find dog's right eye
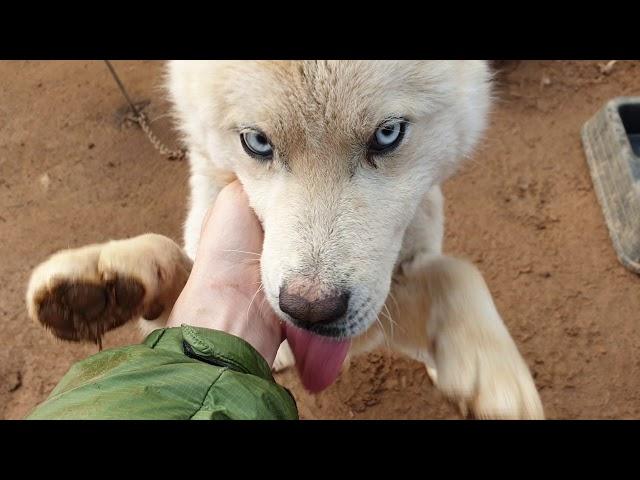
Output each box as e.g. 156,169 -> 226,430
240,130 -> 274,160
369,119 -> 407,153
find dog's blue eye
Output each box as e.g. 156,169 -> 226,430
241,130 -> 273,159
369,119 -> 406,153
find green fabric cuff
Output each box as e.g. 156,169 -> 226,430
144,325 -> 275,382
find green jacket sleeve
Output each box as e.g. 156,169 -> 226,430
27,325 -> 298,420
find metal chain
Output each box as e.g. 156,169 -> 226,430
104,60 -> 186,161
136,112 -> 186,160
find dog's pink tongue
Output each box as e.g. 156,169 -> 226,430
285,324 -> 350,393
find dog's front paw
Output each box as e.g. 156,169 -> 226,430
432,327 -> 544,420
26,234 -> 191,343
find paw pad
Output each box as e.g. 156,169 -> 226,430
35,276 -> 145,344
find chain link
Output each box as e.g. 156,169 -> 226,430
104,60 -> 186,161
135,111 -> 186,161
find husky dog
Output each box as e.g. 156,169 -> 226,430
27,61 -> 544,419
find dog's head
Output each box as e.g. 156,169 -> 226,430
168,61 -> 490,340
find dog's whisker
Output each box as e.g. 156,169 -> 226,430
245,283 -> 264,327
258,295 -> 276,322
258,294 -> 269,310
380,308 -> 394,339
376,315 -> 391,350
383,303 -> 396,327
380,303 -> 396,338
388,291 -> 401,315
380,305 -> 405,337
221,249 -> 261,257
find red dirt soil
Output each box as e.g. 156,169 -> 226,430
1,60 -> 639,419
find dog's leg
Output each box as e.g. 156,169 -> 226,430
183,153 -> 233,259
388,255 -> 544,419
272,341 -> 296,372
26,234 -> 192,343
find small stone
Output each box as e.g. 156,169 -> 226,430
599,60 -> 617,75
518,265 -> 533,275
39,173 -> 51,191
8,371 -> 22,392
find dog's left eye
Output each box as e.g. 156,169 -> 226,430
369,119 -> 407,154
240,130 -> 274,160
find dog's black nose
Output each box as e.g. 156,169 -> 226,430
279,284 -> 350,324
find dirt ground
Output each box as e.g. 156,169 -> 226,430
1,60 -> 639,419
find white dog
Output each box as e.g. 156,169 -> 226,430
26,61 -> 544,419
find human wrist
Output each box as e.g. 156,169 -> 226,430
167,282 -> 281,366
